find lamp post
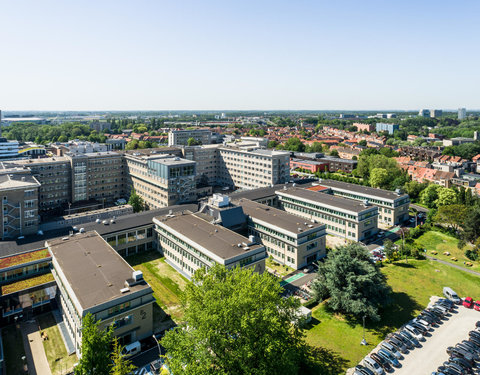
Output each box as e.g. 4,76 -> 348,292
361,315 -> 367,345
153,334 -> 162,357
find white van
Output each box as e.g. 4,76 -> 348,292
443,287 -> 461,304
121,341 -> 141,357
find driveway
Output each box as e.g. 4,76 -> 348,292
393,305 -> 480,375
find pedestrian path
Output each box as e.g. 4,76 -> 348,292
21,320 -> 51,375
280,272 -> 305,287
427,256 -> 480,277
52,309 -> 76,355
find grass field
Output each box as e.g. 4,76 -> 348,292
305,258 -> 480,372
266,257 -> 294,277
413,230 -> 479,271
1,324 -> 26,375
126,251 -> 188,322
37,313 -> 77,375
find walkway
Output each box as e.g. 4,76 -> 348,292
21,320 -> 51,375
52,309 -> 76,355
427,255 -> 480,277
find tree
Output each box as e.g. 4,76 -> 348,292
161,265 -> 307,375
282,137 -> 305,152
383,239 -> 396,260
436,188 -> 457,207
419,184 -> 441,208
403,181 -> 427,201
463,207 -> 480,242
311,243 -> 391,321
434,205 -> 466,231
187,137 -> 201,146
370,168 -> 389,188
305,141 -> 324,153
75,313 -> 113,375
358,140 -> 367,146
267,140 -> 279,149
330,149 -> 339,157
128,188 -> 144,213
110,337 -> 136,375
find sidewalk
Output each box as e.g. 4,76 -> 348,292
427,255 -> 480,277
21,320 -> 51,375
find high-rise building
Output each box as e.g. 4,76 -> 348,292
375,123 -> 399,135
430,109 -> 443,118
418,109 -> 430,117
458,108 -> 467,120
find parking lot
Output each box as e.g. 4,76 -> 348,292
394,305 -> 479,374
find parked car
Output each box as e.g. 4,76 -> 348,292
447,346 -> 474,363
370,352 -> 392,373
469,330 -> 480,341
442,361 -> 469,375
432,304 -> 449,316
462,339 -> 480,353
476,321 -> 480,328
468,334 -> 480,347
413,317 -> 431,330
380,342 -> 402,359
388,337 -> 408,354
474,301 -> 480,311
437,365 -> 462,375
393,333 -> 414,350
354,364 -> 375,375
419,313 -> 438,326
436,298 -> 456,310
443,287 -> 461,304
455,343 -> 480,360
399,330 -> 421,348
405,324 -> 424,341
422,310 -> 442,323
448,357 -> 474,373
410,321 -> 428,335
463,297 -> 474,308
363,356 -> 385,375
377,349 -> 400,368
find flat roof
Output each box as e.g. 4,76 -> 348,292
276,187 -> 377,214
219,146 -> 289,157
2,157 -> 69,166
47,231 -> 151,310
0,173 -> 40,190
314,179 -> 409,201
149,157 -> 195,166
227,180 -> 316,201
154,213 -> 263,261
234,198 -> 325,235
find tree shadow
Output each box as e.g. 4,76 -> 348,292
300,346 -> 350,375
392,262 -> 417,269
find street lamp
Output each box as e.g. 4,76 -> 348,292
361,315 -> 367,346
153,334 -> 163,357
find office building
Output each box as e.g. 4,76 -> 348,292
276,187 -> 378,242
48,231 -> 155,352
375,123 -> 399,135
181,145 -> 220,186
430,109 -> 443,118
154,212 -> 267,279
311,179 -> 410,225
0,173 -> 41,239
218,146 -> 290,189
0,138 -> 19,159
125,152 -> 196,209
235,198 -> 326,269
168,129 -> 212,146
419,109 -> 430,118
458,108 -> 467,120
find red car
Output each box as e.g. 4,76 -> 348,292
463,297 -> 473,308
474,301 -> 480,311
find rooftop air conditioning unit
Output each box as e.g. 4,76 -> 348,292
120,287 -> 130,293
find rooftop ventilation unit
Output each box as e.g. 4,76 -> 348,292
363,199 -> 370,206
120,287 -> 130,293
79,228 -> 85,233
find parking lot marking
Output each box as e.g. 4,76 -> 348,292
280,272 -> 305,287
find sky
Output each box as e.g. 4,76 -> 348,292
1,0 -> 479,111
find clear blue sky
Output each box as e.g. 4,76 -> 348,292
1,0 -> 479,111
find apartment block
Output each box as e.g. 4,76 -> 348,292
153,212 -> 267,279
311,179 -> 410,225
181,145 -> 220,186
235,198 -> 326,269
168,129 -> 212,146
276,187 -> 378,242
48,231 -> 155,352
353,123 -> 375,132
0,173 -> 41,239
218,147 -> 290,189
125,152 -> 196,209
375,123 -> 399,135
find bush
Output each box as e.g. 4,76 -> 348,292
465,249 -> 479,261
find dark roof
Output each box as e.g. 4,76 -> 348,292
153,213 -> 263,261
0,204 -> 197,259
47,231 -> 152,311
276,187 -> 377,214
233,198 -> 325,235
315,179 -> 408,201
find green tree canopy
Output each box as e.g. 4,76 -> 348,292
128,188 -> 144,213
403,181 -> 427,201
311,243 -> 391,321
187,137 -> 202,146
75,313 -> 113,375
282,137 -> 305,152
419,184 -> 441,208
110,337 -> 136,375
435,204 -> 467,231
370,168 -> 389,188
436,188 -> 457,207
161,265 -> 307,375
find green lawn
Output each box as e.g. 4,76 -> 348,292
1,324 -> 26,375
37,313 -> 77,375
413,230 -> 479,271
126,251 -> 188,322
266,257 -> 294,277
305,258 -> 480,373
